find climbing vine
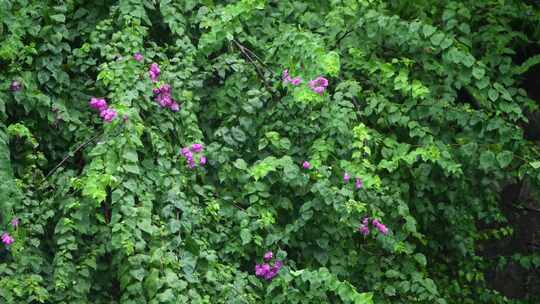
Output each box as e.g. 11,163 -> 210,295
1,0 -> 540,303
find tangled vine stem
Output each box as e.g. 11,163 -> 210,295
43,124 -> 124,181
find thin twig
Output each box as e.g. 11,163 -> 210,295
232,39 -> 275,76
233,40 -> 275,93
43,131 -> 104,181
43,123 -> 125,181
334,29 -> 353,48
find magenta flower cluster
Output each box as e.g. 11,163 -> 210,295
1,233 -> 14,245
149,63 -> 160,83
282,69 -> 330,95
255,251 -> 283,281
133,52 -> 143,62
343,172 -> 363,190
308,76 -> 329,95
89,97 -> 117,123
153,84 -> 180,112
181,143 -> 206,169
1,217 -> 19,246
302,161 -> 311,169
10,80 -> 22,92
282,69 -> 302,86
358,217 -> 389,236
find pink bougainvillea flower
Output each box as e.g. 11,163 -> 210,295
302,161 -> 311,169
256,263 -> 271,277
282,69 -> 303,86
255,264 -> 266,277
355,178 -> 363,189
199,155 -> 207,166
10,81 -> 22,92
358,225 -> 370,236
357,217 -> 370,236
378,224 -> 389,235
157,93 -> 172,108
89,97 -> 108,111
263,251 -> 273,261
100,108 -> 117,122
160,84 -> 171,93
308,76 -> 329,95
282,69 -> 290,83
181,147 -> 190,156
190,143 -> 203,153
1,233 -> 14,245
255,252 -> 283,281
343,172 -> 350,183
153,84 -> 179,112
375,222 -> 389,235
264,260 -> 283,280
312,86 -> 325,95
362,217 -> 369,226
372,219 -> 389,235
170,101 -> 180,112
133,52 -> 143,61
11,218 -> 19,229
290,77 -> 302,85
149,63 -> 160,82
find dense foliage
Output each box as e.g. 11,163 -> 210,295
1,0 -> 540,303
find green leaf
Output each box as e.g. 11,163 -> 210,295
384,286 -> 396,296
123,150 -> 139,162
231,127 -> 246,142
496,151 -> 513,168
472,67 -> 485,79
233,158 -> 248,170
123,164 -> 140,175
50,14 -> 66,22
422,24 -> 436,37
414,253 -> 427,266
514,53 -> 540,74
250,157 -> 278,180
488,88 -> 499,101
430,33 -> 445,46
530,161 -> 540,169
479,151 -> 496,171
321,51 -> 340,77
240,228 -> 251,245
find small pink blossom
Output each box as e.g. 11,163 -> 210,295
100,108 -> 117,122
89,97 -> 108,111
263,251 -> 273,261
11,218 -> 19,229
282,69 -> 302,86
290,77 -> 302,85
190,143 -> 203,153
170,102 -> 180,112
355,178 -> 363,189
149,63 -> 160,82
199,155 -> 207,166
302,161 -> 311,169
1,233 -> 14,245
133,52 -> 143,61
358,225 -> 370,236
308,76 -> 329,95
343,172 -> 350,183
282,69 -> 290,83
10,81 -> 22,92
